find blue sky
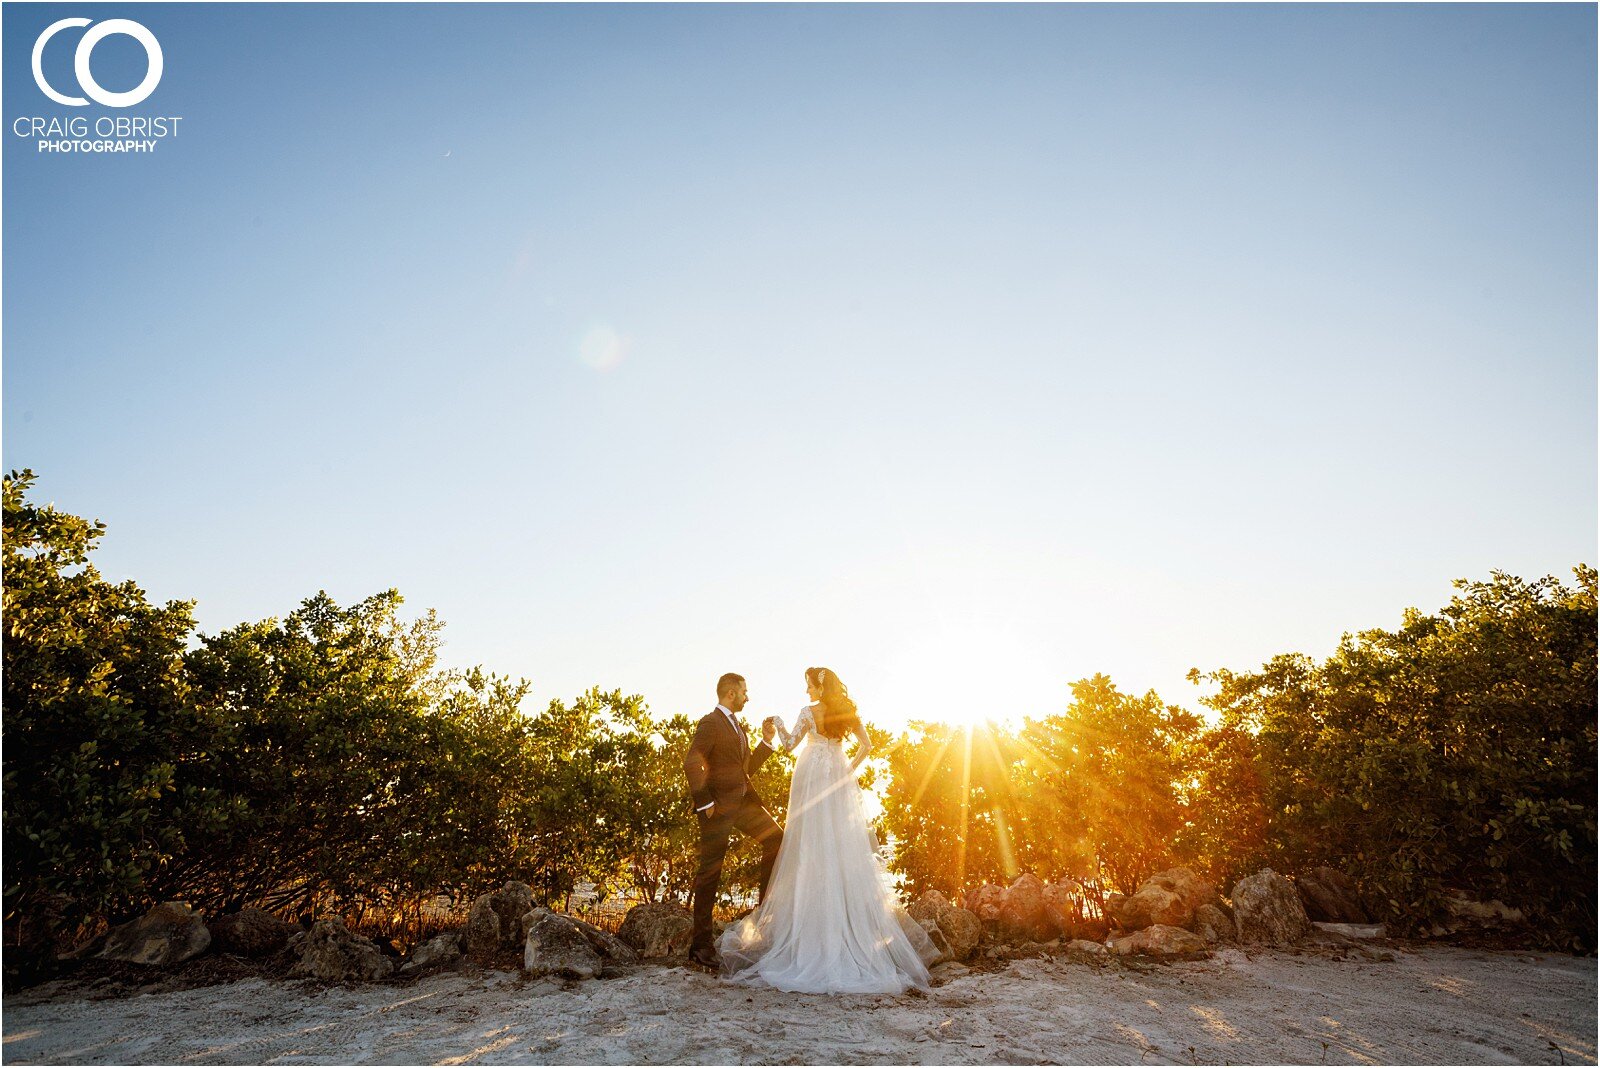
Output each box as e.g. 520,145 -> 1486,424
5,3 -> 1594,730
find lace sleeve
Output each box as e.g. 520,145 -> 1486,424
773,707 -> 815,753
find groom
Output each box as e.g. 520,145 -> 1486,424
682,672 -> 783,970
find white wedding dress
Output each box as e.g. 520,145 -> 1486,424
718,706 -> 939,994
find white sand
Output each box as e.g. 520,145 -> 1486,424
3,945 -> 1594,1065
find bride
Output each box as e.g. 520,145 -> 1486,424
718,667 -> 939,994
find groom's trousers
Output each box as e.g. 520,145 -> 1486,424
690,798 -> 783,952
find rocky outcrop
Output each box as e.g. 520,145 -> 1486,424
462,896 -> 502,962
962,884 -> 1007,935
1041,879 -> 1093,936
1191,902 -> 1236,943
1110,923 -> 1210,959
289,918 -> 394,982
1147,868 -> 1220,912
1111,867 -> 1221,932
563,912 -> 639,964
489,882 -> 536,944
616,903 -> 694,959
518,908 -> 636,978
1231,868 -> 1311,945
908,890 -> 981,962
400,930 -> 464,974
522,911 -> 602,979
916,917 -> 953,963
460,881 -> 542,963
1111,882 -> 1189,931
208,907 -> 296,958
998,874 -> 1056,942
954,875 -> 1068,943
100,902 -> 211,966
1296,867 -> 1369,923
518,909 -> 636,979
1312,921 -> 1387,940
1442,893 -> 1524,930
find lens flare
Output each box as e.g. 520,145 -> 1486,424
578,324 -> 628,371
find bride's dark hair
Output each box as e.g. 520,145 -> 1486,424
807,666 -> 861,740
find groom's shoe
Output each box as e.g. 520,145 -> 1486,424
688,945 -> 722,972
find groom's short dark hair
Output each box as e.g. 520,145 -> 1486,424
717,673 -> 745,699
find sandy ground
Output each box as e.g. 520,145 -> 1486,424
2,944 -> 1594,1065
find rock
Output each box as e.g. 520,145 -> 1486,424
1147,868 -> 1220,911
1231,868 -> 1312,946
1111,923 -> 1211,959
908,891 -> 981,962
462,896 -> 501,962
616,902 -> 695,959
936,907 -> 982,962
1312,921 -> 1387,940
1065,938 -> 1110,961
289,918 -> 394,981
99,902 -> 211,966
1296,867 -> 1370,923
562,911 -> 640,963
207,907 -> 296,958
907,889 -> 953,924
521,911 -> 602,979
1192,902 -> 1236,943
521,909 -> 638,970
401,930 -> 463,974
931,960 -> 969,979
490,882 -> 536,944
1112,884 -> 1189,931
907,889 -> 948,923
962,884 -> 1007,935
999,874 -> 1056,942
1041,880 -> 1084,936
1443,893 -> 1525,928
1112,867 -> 1220,932
917,917 -> 953,963
1103,892 -> 1127,926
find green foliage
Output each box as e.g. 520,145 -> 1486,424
881,678 -> 1202,899
881,575 -> 1594,951
3,472 -> 749,962
6,470 -> 1593,955
1020,675 -> 1202,893
1194,567 -> 1597,947
1170,719 -> 1270,889
880,721 -> 1004,897
172,595 -> 541,917
521,688 -> 691,906
3,469 -> 216,944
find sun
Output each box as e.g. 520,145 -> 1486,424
874,622 -> 1063,732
